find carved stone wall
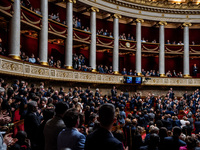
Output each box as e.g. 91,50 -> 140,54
1,56 -> 200,88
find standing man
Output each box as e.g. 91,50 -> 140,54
85,103 -> 123,150
193,64 -> 198,77
57,108 -> 86,150
44,102 -> 69,150
111,86 -> 117,100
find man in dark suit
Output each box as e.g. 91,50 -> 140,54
85,103 -> 123,150
169,88 -> 174,100
111,86 -> 117,99
121,68 -> 127,75
128,69 -> 133,75
163,126 -> 186,150
195,117 -> 200,134
172,70 -> 177,77
24,101 -> 41,150
193,64 -> 198,76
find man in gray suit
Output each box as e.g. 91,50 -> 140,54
44,102 -> 69,150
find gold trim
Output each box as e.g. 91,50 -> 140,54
49,24 -> 67,35
66,0 -> 76,3
184,74 -> 192,78
0,5 -> 11,10
9,55 -> 21,60
137,72 -> 144,76
142,44 -> 159,51
104,0 -> 200,11
160,74 -> 166,77
91,69 -> 97,72
97,38 -> 113,46
21,12 -> 41,25
158,21 -> 167,26
113,14 -> 122,19
114,71 -> 119,74
125,42 -> 131,48
40,62 -> 49,66
89,7 -> 99,12
182,22 -> 192,27
136,18 -> 144,23
74,32 -> 90,41
65,66 -> 73,69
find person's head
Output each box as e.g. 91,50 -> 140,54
98,103 -> 115,129
63,108 -> 80,128
16,131 -> 27,143
185,136 -> 198,149
172,126 -> 182,137
55,101 -> 69,117
27,101 -> 37,112
159,127 -> 167,139
150,126 -> 159,134
43,109 -> 54,121
31,53 -> 34,58
149,133 -> 160,148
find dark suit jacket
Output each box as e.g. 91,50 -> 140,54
121,71 -> 127,75
24,112 -> 41,147
85,127 -> 123,150
163,136 -> 186,150
195,121 -> 200,134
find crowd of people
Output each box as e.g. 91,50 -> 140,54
20,51 -> 63,68
20,0 -> 199,46
1,78 -> 200,150
121,67 -> 198,77
0,35 -> 199,77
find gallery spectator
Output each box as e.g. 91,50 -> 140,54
29,54 -> 36,63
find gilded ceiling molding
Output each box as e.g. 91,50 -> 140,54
103,0 -> 200,15
88,6 -> 99,12
158,21 -> 167,26
182,22 -> 192,27
112,14 -> 122,19
65,0 -> 76,4
135,18 -> 144,23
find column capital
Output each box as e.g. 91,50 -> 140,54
88,7 -> 99,12
135,18 -> 144,23
182,22 -> 192,27
158,21 -> 167,26
112,14 -> 122,19
66,0 -> 76,3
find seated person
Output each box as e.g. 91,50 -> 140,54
121,68 -> 127,75
128,69 -> 133,75
178,41 -> 184,45
166,40 -> 171,44
29,54 -> 36,63
141,38 -> 146,42
98,65 -> 104,73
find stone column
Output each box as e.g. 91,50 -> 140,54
89,7 -> 99,72
136,19 -> 144,76
9,0 -> 21,60
39,0 -> 48,65
112,14 -> 121,74
183,22 -> 192,77
159,21 -> 167,77
65,0 -> 76,69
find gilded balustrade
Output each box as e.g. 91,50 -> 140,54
0,56 -> 200,86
